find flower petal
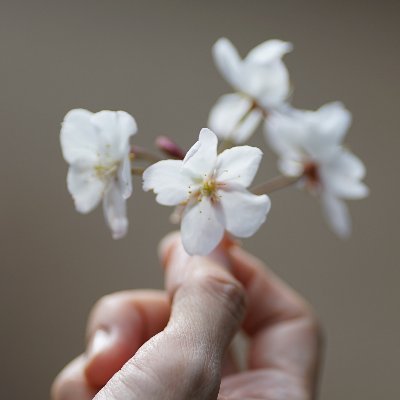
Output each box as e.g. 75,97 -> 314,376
327,149 -> 366,180
60,109 -> 99,165
265,109 -> 308,161
314,102 -> 352,145
143,160 -> 194,206
91,110 -> 137,159
241,40 -> 292,109
212,38 -> 242,90
321,169 -> 369,199
278,158 -> 304,177
67,165 -> 105,213
181,197 -> 225,256
241,60 -> 290,109
321,192 -> 351,238
183,128 -> 218,178
118,152 -> 133,200
219,188 -> 270,237
245,39 -> 293,65
103,182 -> 128,239
216,146 -> 263,188
208,93 -> 262,143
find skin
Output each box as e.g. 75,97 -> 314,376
52,232 -> 322,400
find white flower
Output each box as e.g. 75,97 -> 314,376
60,109 -> 137,239
208,38 -> 292,143
143,128 -> 271,255
265,102 -> 369,237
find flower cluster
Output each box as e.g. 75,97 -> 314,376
60,38 -> 368,255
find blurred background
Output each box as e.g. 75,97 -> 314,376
0,0 -> 398,398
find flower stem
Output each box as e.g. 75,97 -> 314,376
131,167 -> 145,176
251,175 -> 301,195
218,138 -> 235,153
131,145 -> 163,163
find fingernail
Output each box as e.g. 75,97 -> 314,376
87,329 -> 113,360
158,231 -> 180,265
208,248 -> 231,270
166,239 -> 193,294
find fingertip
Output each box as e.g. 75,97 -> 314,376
51,356 -> 96,400
83,291 -> 171,390
84,328 -> 126,389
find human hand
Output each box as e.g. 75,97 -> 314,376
52,233 -> 321,399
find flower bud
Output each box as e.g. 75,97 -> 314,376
155,136 -> 186,159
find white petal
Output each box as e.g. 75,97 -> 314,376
245,39 -> 293,65
208,93 -> 262,143
91,110 -> 137,159
327,149 -> 366,180
216,146 -> 263,188
67,165 -> 105,213
236,107 -> 263,142
61,109 -> 137,166
265,109 -> 308,160
321,169 -> 369,199
143,160 -> 194,206
321,192 -> 351,238
183,128 -> 218,178
219,188 -> 270,238
314,102 -> 352,145
278,158 -> 304,177
118,152 -> 133,199
212,38 -> 242,90
181,197 -> 225,256
103,182 -> 128,239
241,60 -> 290,108
60,109 -> 99,165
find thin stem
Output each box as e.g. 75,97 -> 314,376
131,167 -> 145,176
251,175 -> 301,195
131,145 -> 163,163
218,138 -> 235,153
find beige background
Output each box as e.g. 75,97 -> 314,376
0,1 -> 398,398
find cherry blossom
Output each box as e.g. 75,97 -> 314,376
208,38 -> 292,143
143,128 -> 271,255
265,102 -> 369,237
60,109 -> 137,239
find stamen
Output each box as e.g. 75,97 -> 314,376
303,162 -> 320,188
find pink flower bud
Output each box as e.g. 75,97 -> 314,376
155,136 -> 186,159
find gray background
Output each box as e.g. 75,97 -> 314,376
0,1 -> 398,398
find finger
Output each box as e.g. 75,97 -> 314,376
85,290 -> 170,389
159,232 -> 241,379
228,245 -> 322,395
51,355 -> 96,400
94,236 -> 246,400
158,231 -> 236,294
221,347 -> 239,377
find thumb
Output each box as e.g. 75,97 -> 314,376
95,236 -> 246,400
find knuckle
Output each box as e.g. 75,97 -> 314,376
307,308 -> 323,344
297,302 -> 324,349
180,349 -> 220,395
191,269 -> 246,322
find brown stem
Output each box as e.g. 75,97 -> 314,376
131,145 -> 163,163
218,138 -> 235,153
131,167 -> 145,176
251,175 -> 301,195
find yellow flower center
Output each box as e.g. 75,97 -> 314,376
201,179 -> 217,197
94,163 -> 118,180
